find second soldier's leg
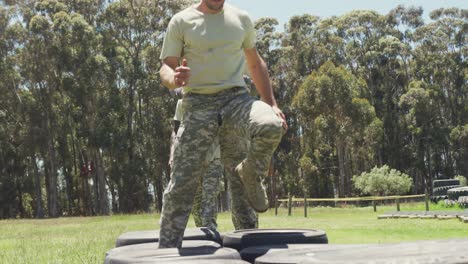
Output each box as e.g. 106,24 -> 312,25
220,132 -> 258,229
191,175 -> 203,227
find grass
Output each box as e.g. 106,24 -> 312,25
0,202 -> 467,263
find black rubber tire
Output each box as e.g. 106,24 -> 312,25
105,240 -> 240,264
254,244 -> 366,264
447,187 -> 468,201
257,239 -> 468,264
433,179 -> 460,188
430,195 -> 447,203
222,229 -> 328,251
107,240 -> 221,257
433,185 -> 462,196
240,244 -> 352,263
115,227 -> 222,247
157,260 -> 249,264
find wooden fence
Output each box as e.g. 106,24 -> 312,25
275,194 -> 429,217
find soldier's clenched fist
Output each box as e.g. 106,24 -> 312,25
174,58 -> 190,87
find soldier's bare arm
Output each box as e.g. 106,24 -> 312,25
244,47 -> 288,130
160,57 -> 191,89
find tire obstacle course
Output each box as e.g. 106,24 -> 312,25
377,178 -> 468,222
114,227 -> 223,247
378,210 -> 468,221
430,179 -> 468,204
105,227 -> 468,263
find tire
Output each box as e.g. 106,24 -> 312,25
222,229 -> 328,251
107,240 -> 221,257
115,227 -> 222,247
240,244 -> 354,263
105,240 -> 240,264
161,260 -> 249,264
433,185 -> 462,196
447,187 -> 468,201
458,196 -> 468,208
254,244 -> 366,264
433,179 -> 460,188
430,195 -> 447,203
296,239 -> 468,264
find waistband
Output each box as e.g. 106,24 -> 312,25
184,86 -> 247,98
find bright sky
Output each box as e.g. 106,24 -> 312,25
229,0 -> 467,29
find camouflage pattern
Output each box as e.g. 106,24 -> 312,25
223,134 -> 259,230
191,140 -> 222,230
170,99 -> 258,231
159,87 -> 283,248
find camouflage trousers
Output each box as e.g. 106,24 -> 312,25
170,114 -> 258,232
159,87 -> 283,248
191,136 -> 259,231
191,138 -> 222,231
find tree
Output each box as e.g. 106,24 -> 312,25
98,0 -> 190,212
352,165 -> 413,196
293,61 -> 380,197
411,8 -> 467,182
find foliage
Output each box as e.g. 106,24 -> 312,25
454,175 -> 467,186
0,1 -> 466,218
352,165 -> 413,196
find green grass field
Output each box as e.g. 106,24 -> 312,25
1,202 -> 467,263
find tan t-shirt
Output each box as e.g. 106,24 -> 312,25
160,4 -> 256,94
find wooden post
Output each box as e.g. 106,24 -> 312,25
288,193 -> 292,216
425,193 -> 430,211
304,196 -> 307,218
373,200 -> 377,212
275,195 -> 278,216
396,198 -> 400,211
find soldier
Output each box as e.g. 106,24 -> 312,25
159,0 -> 287,248
170,78 -> 259,231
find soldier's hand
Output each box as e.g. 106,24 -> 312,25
174,58 -> 191,87
272,105 -> 288,131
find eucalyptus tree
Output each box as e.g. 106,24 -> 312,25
293,62 -> 379,197
0,4 -> 31,218
399,81 -> 438,193
16,1 -> 71,218
270,15 -> 325,198
98,0 -> 190,212
410,8 -> 467,185
54,6 -> 110,215
333,10 -> 415,176
14,0 -> 111,217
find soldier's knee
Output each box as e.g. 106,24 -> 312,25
257,115 -> 283,141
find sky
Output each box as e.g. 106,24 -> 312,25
229,0 -> 467,29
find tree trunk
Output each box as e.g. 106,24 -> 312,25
81,152 -> 93,216
94,149 -> 109,215
58,134 -> 74,216
63,166 -> 74,215
46,139 -> 59,217
16,171 -> 25,218
154,165 -> 167,212
44,105 -> 59,218
268,157 -> 275,206
31,153 -> 44,218
336,138 -> 346,198
92,159 -> 99,214
127,83 -> 135,162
